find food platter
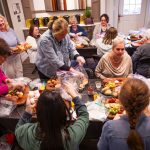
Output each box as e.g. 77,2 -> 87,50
104,98 -> 124,119
4,86 -> 29,105
127,35 -> 142,41
101,78 -> 127,97
11,43 -> 32,54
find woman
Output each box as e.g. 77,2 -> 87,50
91,14 -> 110,44
98,78 -> 150,150
132,29 -> 150,78
0,15 -> 23,78
26,25 -> 40,64
36,18 -> 85,80
15,83 -> 89,150
95,36 -> 132,79
0,38 -> 24,96
69,15 -> 87,38
96,27 -> 118,57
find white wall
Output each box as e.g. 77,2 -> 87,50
32,0 -> 89,18
100,0 -> 106,14
7,0 -> 25,41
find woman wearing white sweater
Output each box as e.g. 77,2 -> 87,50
26,25 -> 40,64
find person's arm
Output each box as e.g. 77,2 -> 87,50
129,57 -> 133,74
95,57 -> 106,79
67,96 -> 89,144
131,47 -> 142,73
92,24 -> 100,40
76,26 -> 88,37
15,96 -> 36,130
38,37 -> 65,69
15,111 -> 32,129
11,28 -> 20,44
0,84 -> 9,96
26,36 -> 37,50
97,121 -> 111,150
0,69 -> 8,95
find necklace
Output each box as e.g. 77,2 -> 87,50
110,55 -> 122,64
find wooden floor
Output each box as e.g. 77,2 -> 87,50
22,58 -> 39,80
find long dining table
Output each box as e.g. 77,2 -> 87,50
0,79 -> 104,150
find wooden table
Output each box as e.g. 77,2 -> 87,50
76,46 -> 97,58
0,79 -> 104,150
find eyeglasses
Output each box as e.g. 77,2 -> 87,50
101,19 -> 107,22
116,48 -> 124,51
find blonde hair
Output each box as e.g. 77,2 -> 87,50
0,15 -> 10,31
112,36 -> 125,49
69,15 -> 77,24
48,18 -> 68,36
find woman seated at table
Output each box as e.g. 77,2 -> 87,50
26,25 -> 40,64
91,14 -> 110,45
95,36 -> 132,79
0,38 -> 24,96
69,15 -> 87,38
95,27 -> 118,57
97,78 -> 150,150
132,29 -> 150,78
15,82 -> 89,150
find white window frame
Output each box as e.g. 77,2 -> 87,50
119,0 -> 142,16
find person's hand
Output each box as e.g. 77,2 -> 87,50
5,78 -> 14,83
76,56 -> 85,66
25,97 -> 37,114
69,67 -> 84,79
76,32 -> 82,36
63,81 -> 78,98
11,82 -> 25,91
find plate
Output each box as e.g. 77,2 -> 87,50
127,36 -> 142,41
101,78 -> 127,97
4,86 -> 29,105
104,98 -> 124,119
11,43 -> 32,54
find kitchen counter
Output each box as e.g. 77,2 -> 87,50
22,22 -> 100,40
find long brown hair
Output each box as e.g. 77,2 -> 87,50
119,78 -> 150,150
36,90 -> 71,150
102,27 -> 118,45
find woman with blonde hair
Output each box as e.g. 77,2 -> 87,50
96,27 -> 118,57
0,15 -> 23,78
36,18 -> 85,80
95,36 -> 132,79
98,78 -> 150,150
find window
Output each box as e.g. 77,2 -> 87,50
123,0 -> 142,15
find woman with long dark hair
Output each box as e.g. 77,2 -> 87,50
97,78 -> 150,150
15,83 -> 89,150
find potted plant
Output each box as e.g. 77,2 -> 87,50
84,7 -> 93,24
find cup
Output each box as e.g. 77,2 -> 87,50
95,81 -> 101,91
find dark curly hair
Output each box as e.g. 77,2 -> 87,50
100,13 -> 109,23
119,78 -> 150,150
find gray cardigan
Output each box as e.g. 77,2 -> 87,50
36,29 -> 79,77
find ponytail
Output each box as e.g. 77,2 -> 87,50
119,79 -> 149,150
